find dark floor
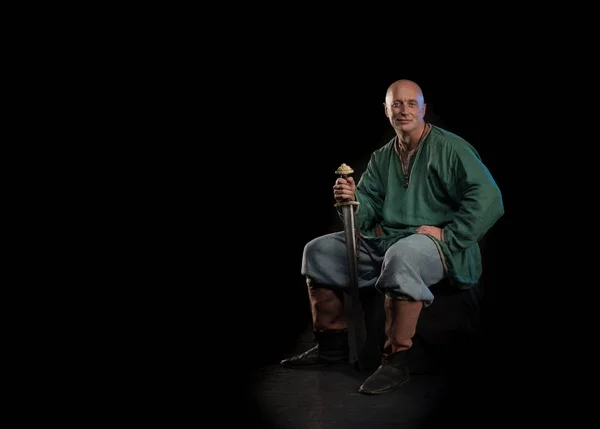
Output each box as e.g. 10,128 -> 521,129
247,325 -> 491,429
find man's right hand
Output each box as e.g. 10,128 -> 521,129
333,176 -> 356,202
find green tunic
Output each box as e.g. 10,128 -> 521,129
354,124 -> 504,290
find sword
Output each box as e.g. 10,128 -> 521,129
334,163 -> 368,372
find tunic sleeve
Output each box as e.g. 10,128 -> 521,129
441,143 -> 504,252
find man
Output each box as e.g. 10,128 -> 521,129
280,79 -> 504,395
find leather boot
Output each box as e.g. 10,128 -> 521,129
280,283 -> 349,368
358,296 -> 422,394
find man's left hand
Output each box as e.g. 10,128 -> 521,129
416,225 -> 443,241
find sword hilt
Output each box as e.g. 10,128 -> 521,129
334,163 -> 360,207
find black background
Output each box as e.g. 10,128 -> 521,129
120,39 -> 589,424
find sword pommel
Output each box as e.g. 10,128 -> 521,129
335,163 -> 354,177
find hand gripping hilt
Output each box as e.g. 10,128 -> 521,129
334,163 -> 360,208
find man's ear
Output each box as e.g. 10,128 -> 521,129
383,102 -> 390,119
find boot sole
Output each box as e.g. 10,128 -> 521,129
358,377 -> 410,395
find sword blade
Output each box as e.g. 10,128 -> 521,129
342,205 -> 359,290
341,204 -> 367,371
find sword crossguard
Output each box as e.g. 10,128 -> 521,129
334,163 -> 360,208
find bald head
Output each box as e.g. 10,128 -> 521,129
385,79 -> 425,105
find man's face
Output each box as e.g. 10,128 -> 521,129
384,86 -> 426,134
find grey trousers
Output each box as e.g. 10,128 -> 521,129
301,232 -> 445,306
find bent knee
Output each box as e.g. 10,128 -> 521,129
303,234 -> 343,259
384,234 -> 440,267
